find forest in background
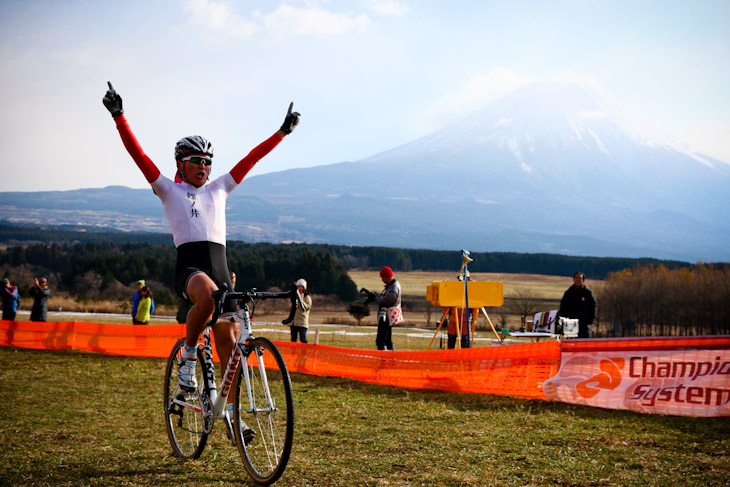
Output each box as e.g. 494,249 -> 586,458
1,221 -> 706,278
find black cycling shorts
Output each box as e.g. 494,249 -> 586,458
175,241 -> 236,313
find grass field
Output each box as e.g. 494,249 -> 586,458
2,346 -> 728,487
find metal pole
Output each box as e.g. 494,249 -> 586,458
462,249 -> 472,348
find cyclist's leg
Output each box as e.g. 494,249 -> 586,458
185,272 -> 218,348
212,319 -> 238,379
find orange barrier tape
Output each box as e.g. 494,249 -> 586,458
0,320 -> 185,358
275,341 -> 561,399
1,320 -> 559,399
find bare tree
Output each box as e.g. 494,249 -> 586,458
507,288 -> 541,331
423,302 -> 434,328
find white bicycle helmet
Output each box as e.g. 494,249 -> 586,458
174,135 -> 214,161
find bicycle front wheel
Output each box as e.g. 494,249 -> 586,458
235,337 -> 294,485
163,338 -> 210,460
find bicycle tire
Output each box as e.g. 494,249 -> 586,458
234,337 -> 294,485
163,338 -> 211,460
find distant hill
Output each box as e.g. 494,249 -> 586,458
2,80 -> 729,262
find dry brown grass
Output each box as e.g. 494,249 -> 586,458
348,270 -> 599,300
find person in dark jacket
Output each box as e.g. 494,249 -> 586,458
2,278 -> 20,321
558,272 -> 596,338
30,277 -> 51,322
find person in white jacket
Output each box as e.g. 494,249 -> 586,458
289,278 -> 312,343
374,266 -> 402,351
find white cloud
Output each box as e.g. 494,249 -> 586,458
185,0 -> 259,39
262,4 -> 372,36
185,1 -> 373,39
366,0 -> 409,16
420,67 -> 537,132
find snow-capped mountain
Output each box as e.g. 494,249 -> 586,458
232,80 -> 730,261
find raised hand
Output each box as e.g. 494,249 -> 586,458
279,102 -> 300,134
102,81 -> 124,117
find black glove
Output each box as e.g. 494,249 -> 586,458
102,81 -> 124,117
280,102 -> 300,134
358,288 -> 378,305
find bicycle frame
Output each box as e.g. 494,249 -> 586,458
172,286 -> 301,427
201,302 -> 255,422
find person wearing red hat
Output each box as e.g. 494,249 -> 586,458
374,266 -> 403,350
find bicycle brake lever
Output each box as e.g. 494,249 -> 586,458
208,284 -> 230,325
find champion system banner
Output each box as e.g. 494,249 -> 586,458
543,338 -> 730,417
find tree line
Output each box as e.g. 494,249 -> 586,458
0,223 -> 707,280
0,241 -> 359,305
598,264 -> 730,336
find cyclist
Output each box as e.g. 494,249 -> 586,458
103,82 -> 300,392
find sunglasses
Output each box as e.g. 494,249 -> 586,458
182,155 -> 212,166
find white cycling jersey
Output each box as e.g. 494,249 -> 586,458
151,172 -> 237,248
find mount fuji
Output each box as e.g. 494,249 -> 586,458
2,80 -> 729,262
228,80 -> 730,261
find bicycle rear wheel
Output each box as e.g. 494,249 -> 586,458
164,338 -> 210,459
235,337 -> 294,485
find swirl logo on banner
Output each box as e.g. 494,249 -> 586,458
543,349 -> 730,417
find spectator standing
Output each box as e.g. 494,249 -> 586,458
132,279 -> 155,324
134,286 -> 153,324
558,272 -> 597,338
30,277 -> 50,322
289,278 -> 312,343
2,278 -> 20,321
230,271 -> 237,290
374,266 -> 403,351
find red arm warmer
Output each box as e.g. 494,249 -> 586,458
229,133 -> 284,184
114,115 -> 161,183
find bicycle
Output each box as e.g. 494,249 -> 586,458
163,283 -> 303,485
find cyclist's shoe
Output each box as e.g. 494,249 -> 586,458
178,359 -> 198,391
241,425 -> 256,446
226,408 -> 256,446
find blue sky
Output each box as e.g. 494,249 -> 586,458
2,0 -> 729,191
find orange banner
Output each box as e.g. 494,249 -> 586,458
276,341 -> 560,398
1,320 -> 559,399
544,337 -> 730,417
0,320 -> 185,358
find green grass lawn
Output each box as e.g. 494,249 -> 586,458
2,346 -> 728,486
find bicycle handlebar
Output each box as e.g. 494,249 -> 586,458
209,282 -> 304,326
